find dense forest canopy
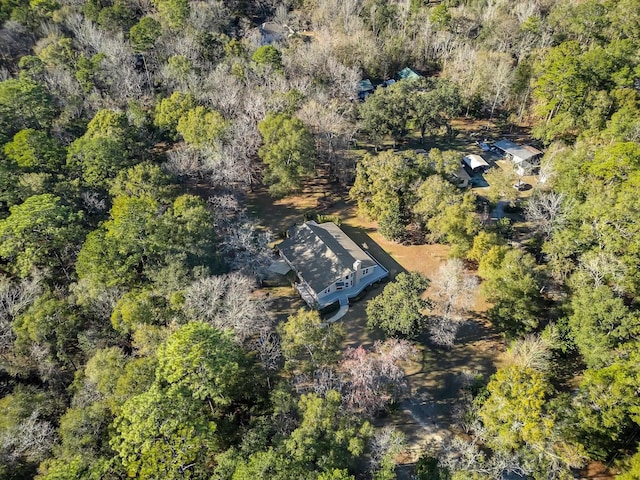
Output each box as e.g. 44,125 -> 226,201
0,0 -> 639,478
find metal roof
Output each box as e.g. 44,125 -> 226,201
358,79 -> 374,92
268,259 -> 291,275
398,67 -> 420,80
278,221 -> 375,293
493,140 -> 542,162
463,154 -> 489,170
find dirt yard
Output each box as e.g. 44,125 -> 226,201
200,115 -> 612,478
246,175 -> 506,469
243,118 -> 542,471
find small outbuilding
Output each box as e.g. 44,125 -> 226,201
398,67 -> 421,81
493,139 -> 543,176
450,167 -> 471,188
462,154 -> 490,173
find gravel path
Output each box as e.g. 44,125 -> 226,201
389,318 -> 503,475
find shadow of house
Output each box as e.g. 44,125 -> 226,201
450,166 -> 471,188
339,224 -> 407,279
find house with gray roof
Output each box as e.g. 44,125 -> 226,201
493,139 -> 543,176
277,221 -> 388,309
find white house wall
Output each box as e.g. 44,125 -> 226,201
317,266 -> 374,301
318,282 -> 336,298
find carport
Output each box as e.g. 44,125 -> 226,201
463,154 -> 490,173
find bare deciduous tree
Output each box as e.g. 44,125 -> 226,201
254,330 -> 282,374
487,53 -> 514,123
208,121 -> 259,187
325,56 -> 360,101
0,274 -> 44,363
65,15 -> 145,101
577,250 -> 627,291
369,426 -> 405,474
207,193 -> 243,218
81,191 -> 107,214
292,366 -> 343,396
429,259 -> 478,347
0,21 -> 34,63
514,0 -> 539,24
428,317 -> 460,348
164,146 -> 207,179
71,277 -> 123,321
28,343 -> 58,382
182,273 -> 272,343
438,436 -> 530,479
535,142 -> 569,187
432,259 -> 478,319
202,65 -> 248,119
187,1 -> 233,35
503,334 -> 551,373
208,194 -> 274,279
0,411 -> 56,465
222,218 -> 274,279
340,339 -> 416,416
308,0 -> 365,34
525,190 -> 570,239
442,42 -> 479,112
298,98 -> 358,183
438,437 -> 487,475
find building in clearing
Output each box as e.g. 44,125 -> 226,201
277,221 -> 388,309
462,154 -> 490,173
493,139 -> 543,176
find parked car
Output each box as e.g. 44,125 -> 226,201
513,180 -> 531,191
